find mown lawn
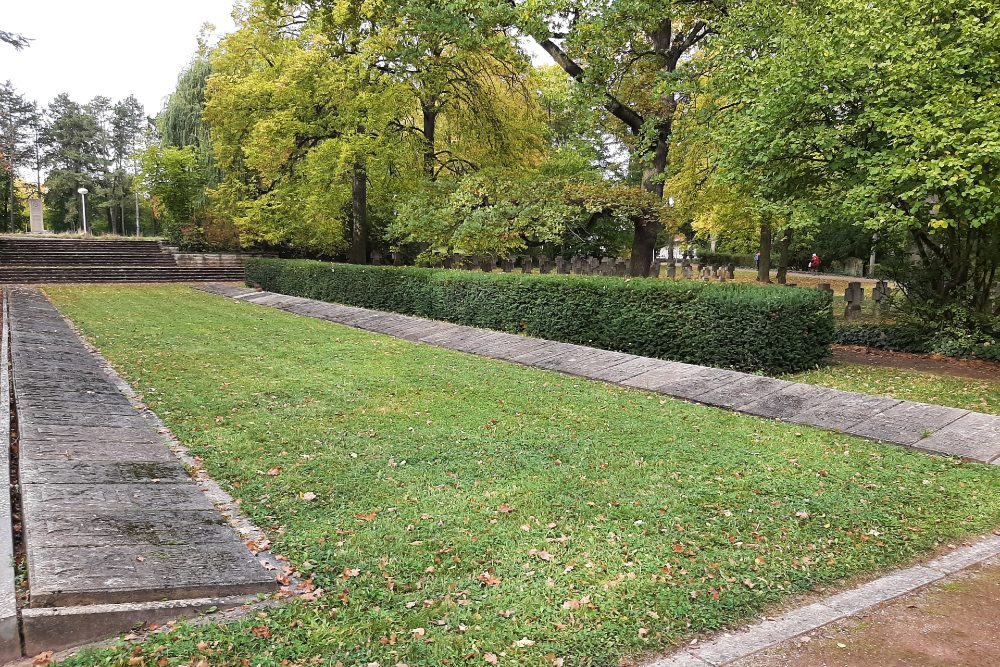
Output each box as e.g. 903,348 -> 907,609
46,285 -> 1000,667
789,364 -> 999,416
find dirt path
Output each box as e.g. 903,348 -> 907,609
734,558 -> 1000,667
832,345 -> 1000,381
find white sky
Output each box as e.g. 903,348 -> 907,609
0,0 -> 238,115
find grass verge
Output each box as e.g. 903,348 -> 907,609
45,285 -> 1000,667
787,364 -> 999,416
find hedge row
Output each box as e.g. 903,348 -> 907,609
246,259 -> 835,374
835,322 -> 1000,362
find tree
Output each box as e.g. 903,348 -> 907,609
0,29 -> 29,50
708,0 -> 1000,323
510,0 -> 725,275
205,0 -> 544,258
139,145 -> 205,242
0,81 -> 39,231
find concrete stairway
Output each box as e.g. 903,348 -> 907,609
0,237 -> 246,283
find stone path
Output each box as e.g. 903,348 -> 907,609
199,284 -> 1000,464
4,287 -> 276,655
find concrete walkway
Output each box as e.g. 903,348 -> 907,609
4,287 -> 276,656
199,284 -> 1000,464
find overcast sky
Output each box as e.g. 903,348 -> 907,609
1,0 -> 238,115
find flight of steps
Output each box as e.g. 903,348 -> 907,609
0,237 -> 246,283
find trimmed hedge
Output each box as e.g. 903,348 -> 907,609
246,259 -> 835,374
834,323 -> 933,353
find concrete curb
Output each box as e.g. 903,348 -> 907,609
645,534 -> 1000,667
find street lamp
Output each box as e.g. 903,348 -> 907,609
77,187 -> 89,234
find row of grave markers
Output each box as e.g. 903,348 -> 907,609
817,280 -> 893,319
368,252 -> 746,279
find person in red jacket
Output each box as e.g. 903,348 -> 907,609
809,253 -> 820,273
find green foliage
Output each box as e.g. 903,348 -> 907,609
138,145 -> 205,244
246,259 -> 834,373
708,0 -> 1000,319
390,171 -> 668,260
834,321 -> 1000,362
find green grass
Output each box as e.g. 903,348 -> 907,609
788,364 -> 999,416
45,285 -> 1000,667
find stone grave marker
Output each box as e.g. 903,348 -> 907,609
614,260 -> 628,276
501,258 -> 514,273
521,256 -> 533,274
539,258 -> 552,274
844,281 -> 864,320
666,260 -> 676,279
556,257 -> 569,274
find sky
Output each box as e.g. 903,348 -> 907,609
0,0 -> 238,115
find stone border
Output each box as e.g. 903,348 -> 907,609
202,285 -> 1000,465
0,297 -> 20,662
645,533 -> 1000,666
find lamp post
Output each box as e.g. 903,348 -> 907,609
77,187 -> 89,235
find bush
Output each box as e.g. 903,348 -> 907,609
834,323 -> 933,353
834,322 -> 1000,362
247,260 -> 834,374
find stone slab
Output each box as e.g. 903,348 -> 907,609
28,542 -> 275,607
19,423 -> 169,444
737,382 -> 840,420
24,510 -> 236,548
19,459 -> 189,484
17,410 -> 153,428
645,653 -> 712,667
588,356 -> 676,383
820,566 -> 943,614
15,398 -> 140,416
912,412 -> 1000,462
19,438 -> 176,462
789,392 -> 901,431
651,368 -> 747,402
22,483 -> 216,514
620,361 -> 700,391
693,603 -> 846,665
925,536 -> 1000,574
843,401 -> 969,446
699,374 -> 794,410
21,595 -> 255,655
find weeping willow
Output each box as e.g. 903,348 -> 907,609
158,57 -> 220,196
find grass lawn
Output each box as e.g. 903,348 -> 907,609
44,285 -> 1000,667
788,364 -> 999,416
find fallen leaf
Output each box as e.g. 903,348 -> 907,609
513,638 -> 535,648
484,654 -> 498,665
302,492 -> 317,502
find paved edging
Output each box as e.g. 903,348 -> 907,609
198,284 -> 1000,464
645,533 -> 1000,666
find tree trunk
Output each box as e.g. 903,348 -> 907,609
776,227 -> 793,284
629,131 -> 670,277
422,104 -> 437,180
349,159 -> 367,264
757,220 -> 773,283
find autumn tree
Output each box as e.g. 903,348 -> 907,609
505,0 -> 725,275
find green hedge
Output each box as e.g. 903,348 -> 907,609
246,259 -> 835,374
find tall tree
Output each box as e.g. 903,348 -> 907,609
511,0 -> 724,275
0,81 -> 39,231
708,0 -> 1000,320
40,94 -> 107,231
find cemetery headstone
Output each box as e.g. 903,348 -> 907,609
727,262 -> 736,279
650,259 -> 662,278
681,259 -> 692,280
392,252 -> 404,266
370,251 -> 382,265
521,256 -> 533,274
844,281 -> 865,320
501,258 -> 514,273
539,258 -> 552,274
556,257 -> 570,274
614,260 -> 628,277
667,260 -> 677,279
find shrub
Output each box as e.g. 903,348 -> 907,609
246,259 -> 835,374
834,322 -> 1000,362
